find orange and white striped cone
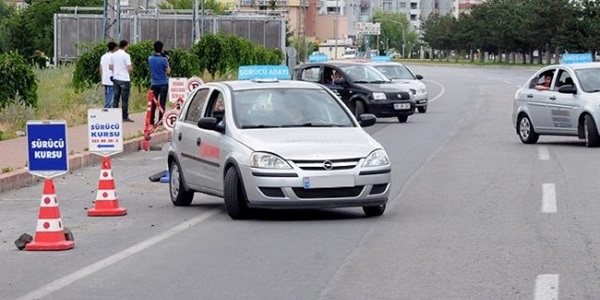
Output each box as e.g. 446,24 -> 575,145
25,178 -> 74,251
88,156 -> 127,217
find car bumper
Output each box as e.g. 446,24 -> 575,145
238,165 -> 391,209
414,93 -> 428,107
368,101 -> 415,117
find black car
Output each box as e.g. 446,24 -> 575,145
292,62 -> 416,123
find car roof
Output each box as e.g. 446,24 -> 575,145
217,79 -> 324,91
369,62 -> 406,67
294,61 -> 372,69
543,62 -> 600,71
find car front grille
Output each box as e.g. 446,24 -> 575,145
386,91 -> 411,100
369,184 -> 388,195
292,186 -> 364,199
292,158 -> 360,171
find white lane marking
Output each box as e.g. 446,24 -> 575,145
15,208 -> 220,300
538,146 -> 550,161
534,274 -> 559,300
422,79 -> 445,103
503,80 -> 511,84
542,183 -> 557,213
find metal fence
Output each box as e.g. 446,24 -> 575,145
53,13 -> 287,63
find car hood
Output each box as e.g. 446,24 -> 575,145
235,128 -> 381,160
390,79 -> 425,90
354,82 -> 412,93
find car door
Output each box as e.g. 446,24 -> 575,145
321,66 -> 349,102
523,69 -> 556,132
177,87 -> 210,189
549,68 -> 580,134
196,87 -> 228,194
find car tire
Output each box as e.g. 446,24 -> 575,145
397,115 -> 409,123
169,160 -> 194,206
584,114 -> 600,147
224,167 -> 251,220
417,106 -> 427,113
353,100 -> 365,118
517,114 -> 539,144
363,204 -> 386,217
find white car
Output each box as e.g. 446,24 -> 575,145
512,62 -> 600,147
370,62 -> 429,113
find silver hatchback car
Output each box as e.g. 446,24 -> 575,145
370,62 -> 429,113
513,63 -> 600,147
168,79 -> 392,219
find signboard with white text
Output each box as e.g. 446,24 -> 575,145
88,108 -> 123,155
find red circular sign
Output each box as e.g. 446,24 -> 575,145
186,77 -> 204,93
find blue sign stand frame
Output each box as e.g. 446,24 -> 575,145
26,120 -> 69,178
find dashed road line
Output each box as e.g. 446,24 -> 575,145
534,274 -> 559,300
542,183 -> 557,213
14,208 -> 221,300
538,146 -> 550,161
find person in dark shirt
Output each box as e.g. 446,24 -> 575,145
148,40 -> 171,125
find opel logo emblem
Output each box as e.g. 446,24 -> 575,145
323,160 -> 333,170
397,94 -> 403,99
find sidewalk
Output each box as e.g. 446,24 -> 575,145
0,112 -> 171,193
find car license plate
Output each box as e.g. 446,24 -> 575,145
303,175 -> 354,189
394,103 -> 411,110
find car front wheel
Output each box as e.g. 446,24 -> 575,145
224,167 -> 251,220
169,160 -> 194,206
518,114 -> 539,144
363,204 -> 386,217
397,115 -> 409,123
417,106 -> 427,113
584,114 -> 600,147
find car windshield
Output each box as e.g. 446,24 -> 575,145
339,65 -> 391,83
372,65 -> 415,80
575,68 -> 600,92
232,88 -> 355,128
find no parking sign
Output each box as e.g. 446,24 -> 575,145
186,77 -> 204,93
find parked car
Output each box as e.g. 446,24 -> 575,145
292,61 -> 416,123
370,62 -> 429,113
512,62 -> 600,147
168,77 -> 392,219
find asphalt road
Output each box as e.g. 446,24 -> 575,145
1,64 -> 596,300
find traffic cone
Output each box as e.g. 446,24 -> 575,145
25,178 -> 74,251
88,156 -> 127,217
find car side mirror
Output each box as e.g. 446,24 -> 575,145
558,85 -> 577,94
198,117 -> 225,133
358,114 -> 376,127
415,74 -> 424,80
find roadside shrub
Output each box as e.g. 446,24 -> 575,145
0,51 -> 38,107
167,48 -> 202,78
0,96 -> 36,139
72,42 -> 105,91
127,40 -> 153,89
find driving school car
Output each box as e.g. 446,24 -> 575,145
513,61 -> 600,147
167,65 -> 392,219
369,61 -> 429,113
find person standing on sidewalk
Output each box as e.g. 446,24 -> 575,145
148,40 -> 171,125
109,40 -> 134,122
99,41 -> 118,108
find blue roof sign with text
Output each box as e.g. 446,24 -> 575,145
26,120 -> 69,177
371,55 -> 392,62
561,53 -> 593,64
308,53 -> 328,63
237,65 -> 291,80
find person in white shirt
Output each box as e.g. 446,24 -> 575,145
109,40 -> 134,122
99,41 -> 118,108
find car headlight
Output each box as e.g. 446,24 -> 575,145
250,152 -> 291,169
363,149 -> 390,167
418,86 -> 427,94
372,92 -> 387,100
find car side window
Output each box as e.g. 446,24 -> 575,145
555,69 -> 574,90
185,88 -> 210,124
299,66 -> 320,82
205,90 -> 226,122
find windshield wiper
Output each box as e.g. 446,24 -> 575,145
281,123 -> 342,127
241,124 -> 280,129
353,80 -> 370,83
586,89 -> 600,93
369,80 -> 390,84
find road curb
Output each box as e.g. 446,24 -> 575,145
0,131 -> 171,194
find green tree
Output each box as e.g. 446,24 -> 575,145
372,11 -> 411,56
0,0 -> 15,54
159,0 -> 225,14
0,51 -> 38,107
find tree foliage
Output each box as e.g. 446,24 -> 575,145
0,51 -> 38,107
158,0 -> 225,14
72,43 -> 106,91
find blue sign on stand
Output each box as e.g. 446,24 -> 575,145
237,65 -> 291,80
26,120 -> 69,176
561,53 -> 593,64
371,55 -> 392,63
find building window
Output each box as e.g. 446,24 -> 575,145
410,14 -> 417,21
410,2 -> 417,9
327,7 -> 341,14
400,2 -> 406,8
382,1 -> 392,10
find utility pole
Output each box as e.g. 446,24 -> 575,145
103,0 -> 121,41
334,0 -> 339,59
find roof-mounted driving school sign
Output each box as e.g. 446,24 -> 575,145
88,108 -> 123,156
26,120 -> 69,177
561,53 -> 593,64
371,55 -> 392,62
308,52 -> 328,63
237,65 -> 291,80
